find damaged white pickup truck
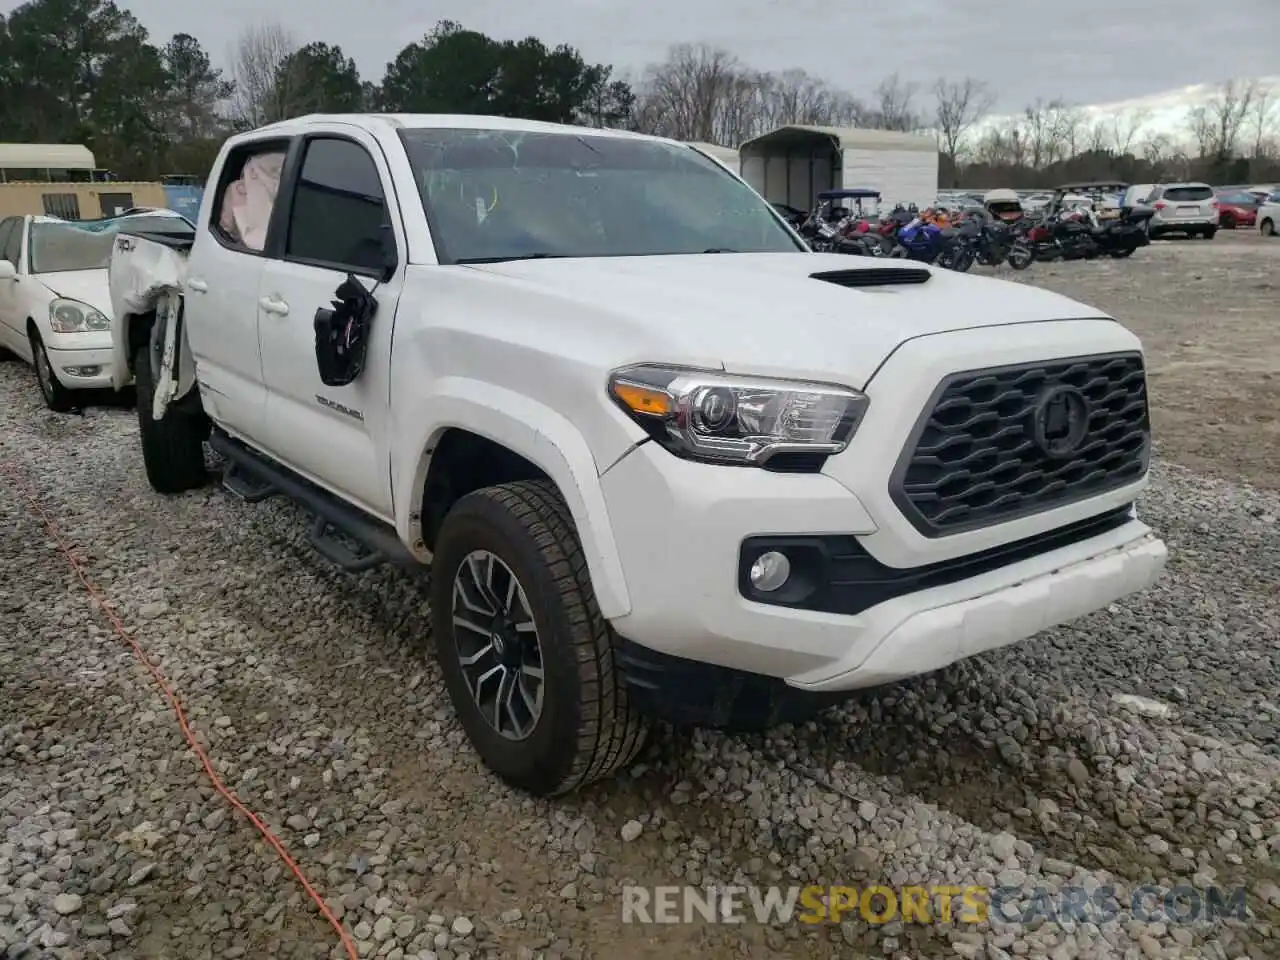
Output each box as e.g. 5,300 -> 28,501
108,113 -> 1168,796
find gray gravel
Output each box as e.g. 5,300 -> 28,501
1,337 -> 1277,959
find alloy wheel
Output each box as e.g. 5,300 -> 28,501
34,344 -> 55,403
451,549 -> 544,741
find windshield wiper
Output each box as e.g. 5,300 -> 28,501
701,248 -> 737,253
455,253 -> 567,264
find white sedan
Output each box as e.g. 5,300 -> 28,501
0,210 -> 193,410
1258,193 -> 1280,237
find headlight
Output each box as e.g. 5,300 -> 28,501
49,299 -> 110,333
607,363 -> 868,467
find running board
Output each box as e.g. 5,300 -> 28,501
209,430 -> 418,573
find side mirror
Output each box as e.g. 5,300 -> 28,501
0,260 -> 15,281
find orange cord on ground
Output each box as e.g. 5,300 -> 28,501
1,464 -> 358,960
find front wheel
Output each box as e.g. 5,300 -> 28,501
1008,242 -> 1035,270
29,330 -> 76,412
431,479 -> 649,796
134,340 -> 210,493
1261,218 -> 1277,237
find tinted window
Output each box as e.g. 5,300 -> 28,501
286,138 -> 391,273
398,128 -> 803,264
1163,186 -> 1213,202
1216,192 -> 1258,206
0,219 -> 17,265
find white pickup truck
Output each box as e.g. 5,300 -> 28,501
108,113 -> 1168,796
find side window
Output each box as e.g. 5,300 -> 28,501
1,219 -> 23,267
0,219 -> 16,265
210,141 -> 289,254
285,138 -> 393,274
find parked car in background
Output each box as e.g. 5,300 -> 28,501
1214,190 -> 1259,229
1145,182 -> 1218,239
0,209 -> 193,409
1257,193 -> 1280,237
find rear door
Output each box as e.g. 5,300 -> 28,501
255,126 -> 405,520
183,135 -> 292,446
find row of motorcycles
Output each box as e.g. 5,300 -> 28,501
790,189 -> 1156,272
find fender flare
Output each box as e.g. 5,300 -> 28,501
397,378 -> 633,619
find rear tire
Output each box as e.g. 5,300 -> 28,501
134,341 -> 210,493
431,479 -> 649,796
1203,228 -> 1217,240
1260,218 -> 1276,237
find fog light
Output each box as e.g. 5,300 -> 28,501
749,551 -> 791,592
64,365 -> 101,377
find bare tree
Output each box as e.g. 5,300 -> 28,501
1246,82 -> 1277,159
1084,118 -> 1110,153
932,77 -> 995,172
631,45 -> 864,146
1189,78 -> 1257,161
868,73 -> 921,131
1108,107 -> 1150,155
228,20 -> 298,128
1021,99 -> 1071,169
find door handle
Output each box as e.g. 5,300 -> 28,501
258,296 -> 289,316
186,278 -> 208,293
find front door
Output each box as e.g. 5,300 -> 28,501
256,131 -> 404,521
0,218 -> 21,352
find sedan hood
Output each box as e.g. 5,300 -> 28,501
465,252 -> 1111,388
34,269 -> 111,315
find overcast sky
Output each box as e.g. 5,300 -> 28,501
116,0 -> 1276,111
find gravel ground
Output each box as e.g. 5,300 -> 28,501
1,241 -> 1278,959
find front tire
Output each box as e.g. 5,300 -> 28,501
29,330 -> 75,412
1262,218 -> 1277,237
431,479 -> 648,796
133,341 -> 209,493
1008,242 -> 1034,270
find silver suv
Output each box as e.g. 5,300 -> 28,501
1146,182 -> 1219,239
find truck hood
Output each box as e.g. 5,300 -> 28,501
465,252 -> 1111,387
33,269 -> 111,315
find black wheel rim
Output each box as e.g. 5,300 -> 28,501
34,345 -> 55,402
451,549 -> 544,741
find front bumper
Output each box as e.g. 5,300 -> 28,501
47,345 -> 117,390
600,319 -> 1166,705
603,441 -> 1166,695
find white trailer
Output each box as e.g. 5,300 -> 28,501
739,125 -> 938,211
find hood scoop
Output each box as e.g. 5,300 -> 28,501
810,267 -> 932,288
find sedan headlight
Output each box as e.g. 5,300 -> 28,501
608,363 -> 868,467
50,299 -> 110,333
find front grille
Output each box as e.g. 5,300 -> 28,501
891,352 -> 1150,536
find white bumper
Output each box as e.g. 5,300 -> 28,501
47,344 -> 117,390
599,317 -> 1168,693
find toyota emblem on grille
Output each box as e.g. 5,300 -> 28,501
1034,385 -> 1090,457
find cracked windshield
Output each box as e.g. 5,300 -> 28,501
399,128 -> 802,263
28,215 -> 191,274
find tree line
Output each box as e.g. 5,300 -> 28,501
1,0 -> 1276,189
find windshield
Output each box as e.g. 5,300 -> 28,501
397,128 -> 803,263
28,215 -> 192,273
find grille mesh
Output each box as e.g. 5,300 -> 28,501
892,353 -> 1149,535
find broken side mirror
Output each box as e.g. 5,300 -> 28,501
314,273 -> 378,388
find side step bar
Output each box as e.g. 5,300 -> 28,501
209,429 -> 418,573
